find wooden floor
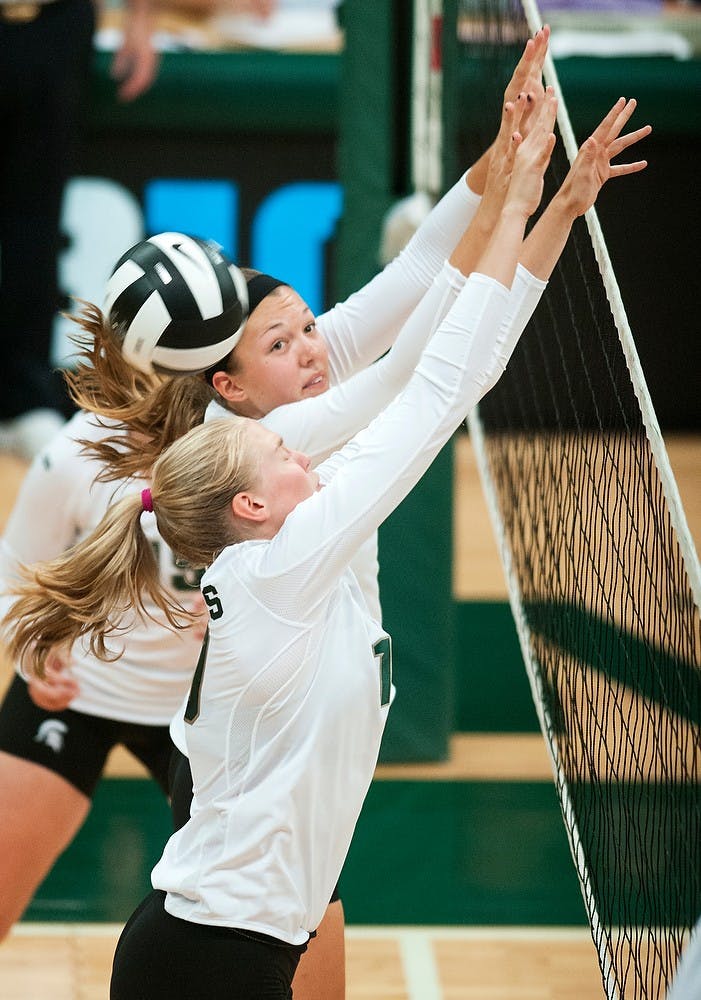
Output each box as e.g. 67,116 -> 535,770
453,432 -> 700,602
1,924 -> 604,1000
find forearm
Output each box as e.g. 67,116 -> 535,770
479,264 -> 547,397
475,204 -> 530,289
449,203 -> 496,279
465,142 -> 495,197
402,171 -> 482,289
322,173 -> 482,382
519,190 -> 578,281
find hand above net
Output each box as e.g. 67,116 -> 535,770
502,24 -> 550,140
558,98 -> 652,220
467,25 -> 550,195
475,92 -> 530,229
505,86 -> 558,221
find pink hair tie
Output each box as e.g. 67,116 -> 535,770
141,488 -> 154,513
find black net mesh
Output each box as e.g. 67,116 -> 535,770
452,2 -> 701,996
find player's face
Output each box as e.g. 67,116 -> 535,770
246,421 -> 320,534
224,287 -> 329,419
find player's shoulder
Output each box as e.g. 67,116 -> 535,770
203,398 -> 235,424
35,411 -> 125,487
41,409 -> 122,453
203,539 -> 267,589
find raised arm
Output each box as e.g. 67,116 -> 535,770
520,97 -> 651,280
258,95 -> 559,616
260,93 -> 556,465
476,96 -> 651,396
319,27 -> 552,383
319,174 -> 482,383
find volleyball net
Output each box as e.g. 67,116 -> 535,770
414,2 -> 701,996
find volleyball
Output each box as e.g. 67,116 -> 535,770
103,233 -> 249,376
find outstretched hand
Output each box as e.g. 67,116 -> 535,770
506,86 -> 558,220
503,26 -> 549,139
466,26 -> 550,197
560,98 -> 651,218
477,92 -> 529,225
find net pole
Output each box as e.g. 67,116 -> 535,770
411,0 -> 444,199
521,0 -> 701,611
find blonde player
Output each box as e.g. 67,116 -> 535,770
3,90 -> 561,997
37,31 -> 552,997
0,104 -> 508,997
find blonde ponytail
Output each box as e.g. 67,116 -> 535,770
3,417 -> 259,678
64,299 -> 164,419
2,494 -> 193,678
63,300 -> 216,481
79,377 -> 216,483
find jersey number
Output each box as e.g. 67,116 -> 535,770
373,636 -> 392,707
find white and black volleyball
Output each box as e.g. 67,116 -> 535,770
104,233 -> 249,376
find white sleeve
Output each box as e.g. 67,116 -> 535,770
319,174 -> 481,383
480,264 -> 547,396
261,261 -> 466,465
0,432 -> 92,620
255,273 -> 511,618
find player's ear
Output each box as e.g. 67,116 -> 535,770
212,369 -> 248,406
231,492 -> 266,524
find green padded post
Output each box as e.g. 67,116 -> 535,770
336,0 -> 456,761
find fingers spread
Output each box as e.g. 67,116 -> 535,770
609,160 -> 648,178
608,124 -> 652,159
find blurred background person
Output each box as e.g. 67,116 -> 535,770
0,0 -> 278,462
0,0 -> 159,460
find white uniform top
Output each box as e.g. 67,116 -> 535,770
0,411 -> 203,725
168,258 -> 548,753
151,272 -> 521,942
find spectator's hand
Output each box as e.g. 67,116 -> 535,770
558,98 -> 651,219
112,2 -> 160,102
28,645 -> 80,712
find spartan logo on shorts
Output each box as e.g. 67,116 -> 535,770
34,720 -> 69,754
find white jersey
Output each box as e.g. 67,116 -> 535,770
168,260 -> 547,753
0,410 -> 203,725
152,272 -> 520,942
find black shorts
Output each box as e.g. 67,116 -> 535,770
0,674 -> 175,798
111,889 -> 306,1000
167,746 -> 342,904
